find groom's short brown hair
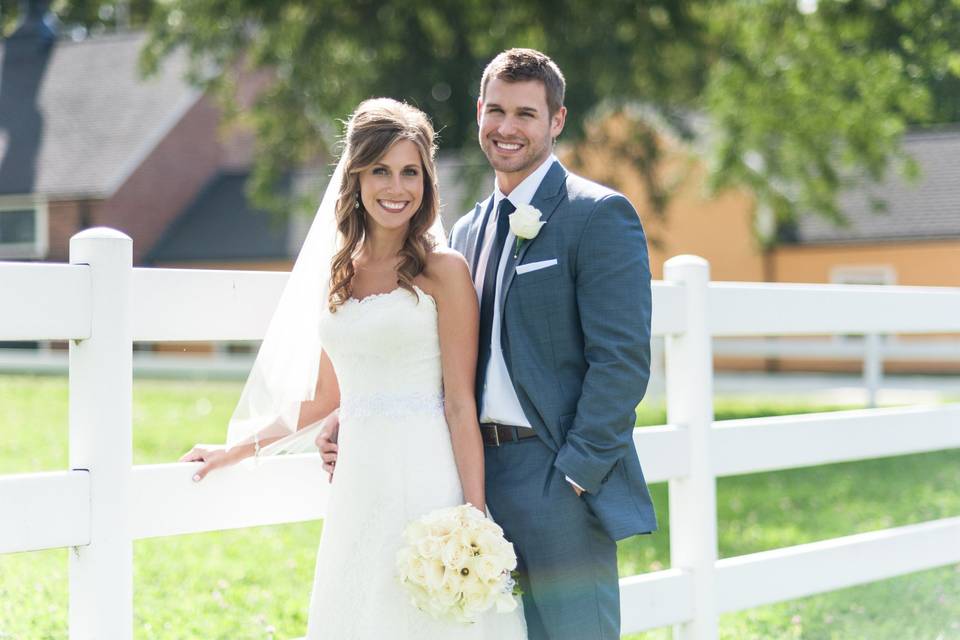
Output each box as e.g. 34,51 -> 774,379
480,48 -> 566,116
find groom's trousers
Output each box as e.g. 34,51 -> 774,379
485,434 -> 620,640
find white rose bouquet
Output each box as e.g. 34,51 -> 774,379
395,503 -> 522,623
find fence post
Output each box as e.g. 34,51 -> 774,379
68,228 -> 133,640
664,255 -> 718,640
863,333 -> 882,408
646,336 -> 666,404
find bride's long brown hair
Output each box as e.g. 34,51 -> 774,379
328,98 -> 440,312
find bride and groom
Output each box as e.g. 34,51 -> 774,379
182,48 -> 657,639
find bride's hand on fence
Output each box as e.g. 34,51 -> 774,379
181,445 -> 236,482
315,418 -> 340,482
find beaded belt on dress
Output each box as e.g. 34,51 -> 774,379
339,390 -> 445,421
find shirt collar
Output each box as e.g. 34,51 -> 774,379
493,153 -> 557,211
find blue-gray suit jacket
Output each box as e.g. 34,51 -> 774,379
449,161 -> 658,540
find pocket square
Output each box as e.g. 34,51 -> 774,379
516,259 -> 558,275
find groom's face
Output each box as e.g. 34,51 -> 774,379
477,78 -> 566,181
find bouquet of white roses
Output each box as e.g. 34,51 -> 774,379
395,503 -> 521,623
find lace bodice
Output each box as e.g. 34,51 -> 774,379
319,285 -> 444,421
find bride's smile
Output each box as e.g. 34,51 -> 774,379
378,199 -> 410,211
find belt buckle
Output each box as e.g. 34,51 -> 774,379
492,424 -> 501,447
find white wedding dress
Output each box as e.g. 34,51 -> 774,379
304,284 -> 527,639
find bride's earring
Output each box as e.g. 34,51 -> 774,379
354,193 -> 361,209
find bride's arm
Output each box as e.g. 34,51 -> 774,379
183,349 -> 341,480
230,349 -> 340,452
297,349 -> 341,429
431,250 -> 485,512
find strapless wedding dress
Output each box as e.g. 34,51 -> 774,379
304,285 -> 527,639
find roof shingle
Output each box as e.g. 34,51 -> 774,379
794,127 -> 960,244
0,31 -> 198,198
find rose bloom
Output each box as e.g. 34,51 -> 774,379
416,534 -> 444,559
509,203 -> 545,239
461,578 -> 498,615
441,536 -> 471,569
472,554 -> 505,582
423,558 -> 445,591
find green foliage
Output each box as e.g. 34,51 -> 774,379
131,0 -> 710,216
701,0 -> 959,246
1,0 -> 153,36
4,1 -> 959,231
131,0 -> 960,228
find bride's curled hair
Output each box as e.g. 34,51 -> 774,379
328,98 -> 440,311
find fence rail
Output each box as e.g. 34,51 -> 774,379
1,230 -> 958,640
0,262 -> 90,340
713,336 -> 960,360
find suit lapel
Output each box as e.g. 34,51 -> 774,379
469,195 -> 495,277
499,161 -> 568,311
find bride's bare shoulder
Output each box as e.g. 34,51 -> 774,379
425,246 -> 469,273
420,248 -> 473,299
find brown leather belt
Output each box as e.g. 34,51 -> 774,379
480,423 -> 538,447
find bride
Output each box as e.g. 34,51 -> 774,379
180,98 -> 527,639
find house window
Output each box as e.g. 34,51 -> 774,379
829,265 -> 896,287
0,199 -> 48,259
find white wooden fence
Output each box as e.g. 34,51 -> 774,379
711,335 -> 960,407
1,228 -> 959,639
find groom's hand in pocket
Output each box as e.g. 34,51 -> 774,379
316,415 -> 340,482
565,476 -> 585,497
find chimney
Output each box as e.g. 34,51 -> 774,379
7,0 -> 58,49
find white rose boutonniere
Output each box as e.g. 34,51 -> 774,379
508,204 -> 545,258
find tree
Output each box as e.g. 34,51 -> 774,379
1,0 -> 153,36
700,1 -> 960,244
7,0 -> 959,232
135,1 -> 716,215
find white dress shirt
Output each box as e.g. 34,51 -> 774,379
473,154 -> 585,493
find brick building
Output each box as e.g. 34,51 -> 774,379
0,14 -> 231,265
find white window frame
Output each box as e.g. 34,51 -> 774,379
829,264 -> 897,287
0,195 -> 49,260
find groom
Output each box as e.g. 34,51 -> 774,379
448,48 -> 658,640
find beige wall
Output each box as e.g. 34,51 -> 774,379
642,163 -> 765,282
561,116 -> 766,283
772,240 -> 960,286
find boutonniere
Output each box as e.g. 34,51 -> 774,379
508,204 -> 546,258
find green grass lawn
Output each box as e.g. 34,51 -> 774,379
1,374 -> 958,639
